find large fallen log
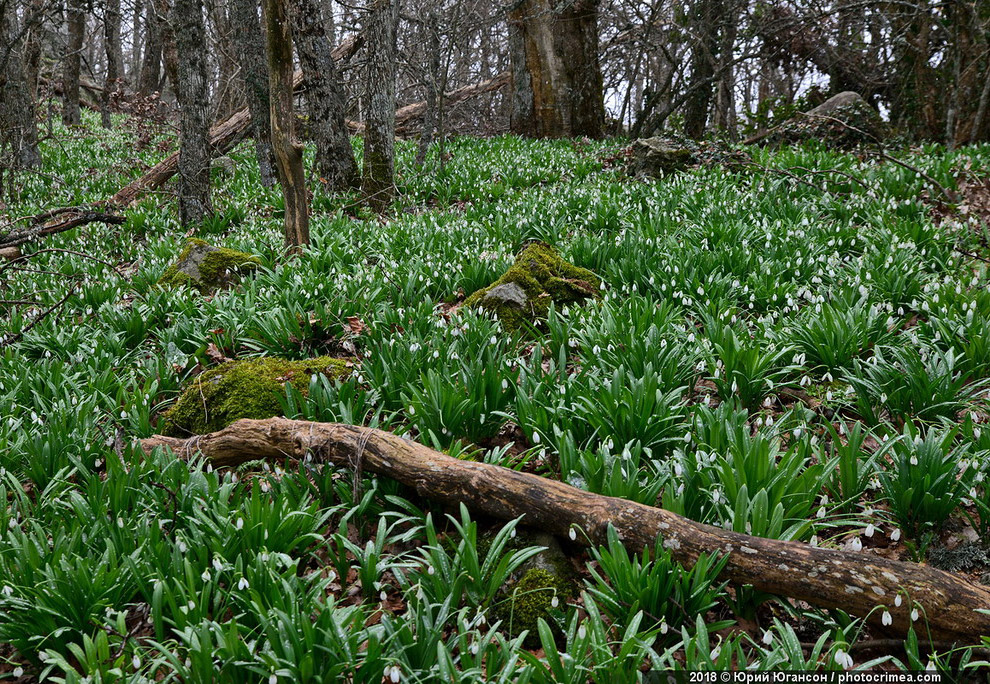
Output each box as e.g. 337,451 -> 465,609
0,207 -> 125,250
108,34 -> 364,208
141,417 -> 990,643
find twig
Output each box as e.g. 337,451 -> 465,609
0,283 -> 78,349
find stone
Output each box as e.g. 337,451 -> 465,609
628,136 -> 751,179
212,156 -> 237,177
162,356 -> 353,436
770,91 -> 888,147
157,238 -> 261,294
0,247 -> 21,261
464,242 -> 600,332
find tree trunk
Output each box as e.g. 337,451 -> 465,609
101,0 -> 123,128
229,0 -> 277,187
291,0 -> 358,190
205,0 -> 241,120
62,0 -> 85,126
361,0 -> 398,211
507,0 -> 604,139
682,0 -> 719,139
156,0 -> 179,95
109,34 -> 364,208
141,417 -> 990,644
264,0 -> 309,250
138,0 -> 163,95
171,0 -> 212,226
0,0 -> 42,172
415,9 -> 441,166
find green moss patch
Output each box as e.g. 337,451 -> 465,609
497,568 -> 575,647
162,356 -> 352,436
464,242 -> 600,332
157,238 -> 261,294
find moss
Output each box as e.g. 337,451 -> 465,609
157,238 -> 261,294
162,356 -> 352,436
497,568 -> 574,647
464,242 -> 600,332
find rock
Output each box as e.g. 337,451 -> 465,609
497,568 -> 573,647
157,238 -> 261,294
464,242 -> 600,332
628,136 -> 751,179
212,156 -> 237,177
0,247 -> 21,261
770,91 -> 887,147
629,137 -> 696,177
482,282 -> 528,309
162,356 -> 353,436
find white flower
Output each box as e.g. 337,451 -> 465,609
849,537 -> 862,552
13,667 -> 24,677
762,630 -> 773,645
569,527 -> 577,541
882,610 -> 892,626
660,619 -> 668,634
551,596 -> 559,608
864,524 -> 875,538
911,608 -> 919,621
578,624 -> 587,639
269,674 -> 278,684
132,655 -> 142,669
895,594 -> 903,607
890,528 -> 901,542
835,648 -> 854,669
238,577 -> 250,590
387,665 -> 401,683
236,518 -> 244,530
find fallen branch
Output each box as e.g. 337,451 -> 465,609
108,34 -> 364,208
142,417 -> 990,643
0,208 -> 126,250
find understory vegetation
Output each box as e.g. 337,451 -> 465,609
3,112 -> 990,680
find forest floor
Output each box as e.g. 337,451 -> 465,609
2,110 -> 990,680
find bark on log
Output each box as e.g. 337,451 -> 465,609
0,209 -> 126,250
142,417 -> 990,643
107,34 -> 364,209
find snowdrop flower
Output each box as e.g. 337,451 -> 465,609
269,674 -> 278,684
911,608 -> 919,621
849,537 -> 862,551
890,528 -> 901,542
895,594 -> 903,607
238,577 -> 250,590
762,630 -> 773,645
835,649 -> 854,670
133,655 -> 142,669
236,518 -> 244,530
865,524 -> 875,538
578,624 -> 587,639
551,596 -> 559,608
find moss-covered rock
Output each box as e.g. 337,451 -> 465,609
157,238 -> 261,294
464,242 -> 600,332
497,568 -> 574,647
162,356 -> 352,436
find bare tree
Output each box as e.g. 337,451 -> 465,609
62,0 -> 85,125
171,0 -> 212,226
264,0 -> 309,249
230,0 -> 277,187
101,0 -> 123,128
362,0 -> 399,211
1,0 -> 42,182
292,0 -> 359,190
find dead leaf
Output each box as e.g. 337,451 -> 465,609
346,316 -> 367,335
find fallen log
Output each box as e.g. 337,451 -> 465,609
0,208 -> 125,250
141,417 -> 990,643
108,34 -> 364,208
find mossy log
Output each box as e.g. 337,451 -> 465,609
141,417 -> 990,643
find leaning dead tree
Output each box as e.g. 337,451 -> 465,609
142,417 -> 990,644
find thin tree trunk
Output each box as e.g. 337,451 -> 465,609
157,0 -> 179,95
171,0 -> 212,226
264,0 -> 309,250
22,0 -> 44,100
101,0 -> 122,128
415,9 -> 440,166
292,0 -> 358,190
62,0 -> 85,126
230,0 -> 276,187
361,0 -> 398,211
138,0 -> 163,95
142,417 -> 990,644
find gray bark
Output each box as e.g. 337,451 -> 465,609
62,0 -> 85,125
361,0 -> 398,210
171,0 -> 212,226
229,0 -> 276,187
138,0 -> 163,95
292,0 -> 358,190
101,0 -> 123,128
0,0 -> 41,172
